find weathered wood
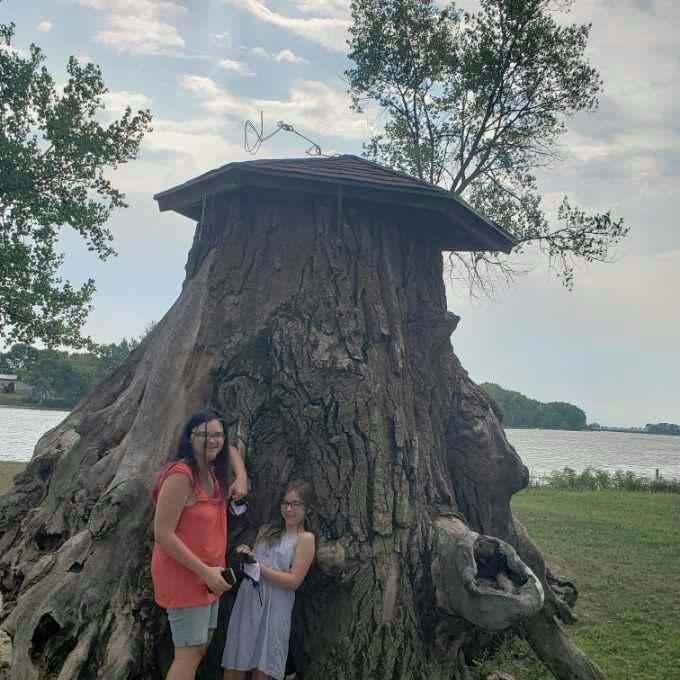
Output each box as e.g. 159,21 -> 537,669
0,188 -> 602,679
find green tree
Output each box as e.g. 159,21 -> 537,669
0,12 -> 152,348
0,336 -> 143,407
96,338 -> 137,375
0,342 -> 40,372
480,383 -> 587,429
346,0 -> 628,291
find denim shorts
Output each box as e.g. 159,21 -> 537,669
167,599 -> 220,647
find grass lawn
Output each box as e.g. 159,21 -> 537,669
0,460 -> 27,494
0,467 -> 677,679
493,489 -> 680,680
0,393 -> 30,407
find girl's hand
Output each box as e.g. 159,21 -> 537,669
236,544 -> 255,559
228,476 -> 248,501
203,565 -> 231,594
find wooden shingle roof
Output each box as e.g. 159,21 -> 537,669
154,154 -> 516,253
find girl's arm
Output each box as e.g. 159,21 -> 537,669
227,445 -> 248,500
258,532 -> 315,591
154,473 -> 230,594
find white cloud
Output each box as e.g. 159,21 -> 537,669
247,46 -> 308,64
94,14 -> 185,55
218,59 -> 255,77
37,21 -> 53,33
180,75 -> 372,142
181,75 -> 224,99
102,90 -> 152,115
74,0 -> 187,56
180,75 -> 250,120
75,0 -> 185,16
292,0 -> 349,18
275,49 -> 308,64
223,0 -> 349,51
107,117 -> 251,195
93,89 -> 152,127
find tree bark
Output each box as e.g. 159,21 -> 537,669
0,189 -> 604,679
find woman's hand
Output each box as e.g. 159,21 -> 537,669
228,476 -> 248,501
202,565 -> 231,594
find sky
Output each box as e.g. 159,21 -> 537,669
3,0 -> 679,427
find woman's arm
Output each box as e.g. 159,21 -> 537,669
154,473 -> 230,594
258,532 -> 315,591
227,445 -> 248,500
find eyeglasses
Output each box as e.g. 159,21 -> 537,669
280,500 -> 305,510
191,431 -> 225,440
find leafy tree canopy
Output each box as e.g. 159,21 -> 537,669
0,334 -> 146,408
347,0 -> 629,292
481,382 -> 587,429
0,11 -> 151,349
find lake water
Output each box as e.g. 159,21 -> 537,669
505,428 -> 680,481
0,406 -> 71,462
0,407 -> 678,480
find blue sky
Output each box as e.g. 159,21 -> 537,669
3,0 -> 679,427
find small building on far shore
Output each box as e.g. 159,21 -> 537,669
0,374 -> 18,393
0,375 -> 33,396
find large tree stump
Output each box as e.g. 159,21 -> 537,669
0,187 -> 604,679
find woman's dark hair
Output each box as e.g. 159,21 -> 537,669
152,410 -> 230,502
256,480 -> 318,546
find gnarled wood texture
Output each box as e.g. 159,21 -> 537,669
0,188 -> 603,680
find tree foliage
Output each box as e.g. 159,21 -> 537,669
346,0 -> 629,291
0,13 -> 151,348
481,382 -> 587,429
644,423 -> 680,436
0,336 -> 143,407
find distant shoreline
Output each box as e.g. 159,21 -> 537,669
505,426 -> 680,437
0,402 -> 70,414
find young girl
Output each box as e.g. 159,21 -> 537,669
151,410 -> 247,680
222,480 -> 317,680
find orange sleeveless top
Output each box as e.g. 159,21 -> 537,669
151,461 -> 227,608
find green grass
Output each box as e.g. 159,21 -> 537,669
0,396 -> 68,411
0,461 -> 27,494
534,466 -> 680,494
486,489 -> 680,680
0,393 -> 31,407
1,466 -> 677,678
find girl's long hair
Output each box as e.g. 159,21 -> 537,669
151,410 -> 231,502
256,480 -> 318,546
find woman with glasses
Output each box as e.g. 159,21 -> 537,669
151,410 -> 248,680
222,480 -> 317,680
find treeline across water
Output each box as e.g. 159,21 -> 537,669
0,338 -> 142,409
480,383 -> 587,430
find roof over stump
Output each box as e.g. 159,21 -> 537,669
154,154 -> 516,253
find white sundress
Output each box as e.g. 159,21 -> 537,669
222,533 -> 298,680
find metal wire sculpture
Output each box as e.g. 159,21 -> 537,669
244,111 -> 324,157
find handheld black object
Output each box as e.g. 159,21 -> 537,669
221,567 -> 237,586
235,551 -> 257,565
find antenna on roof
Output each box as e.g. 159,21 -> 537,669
244,111 -> 324,157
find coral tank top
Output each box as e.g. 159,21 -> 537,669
151,461 -> 227,608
